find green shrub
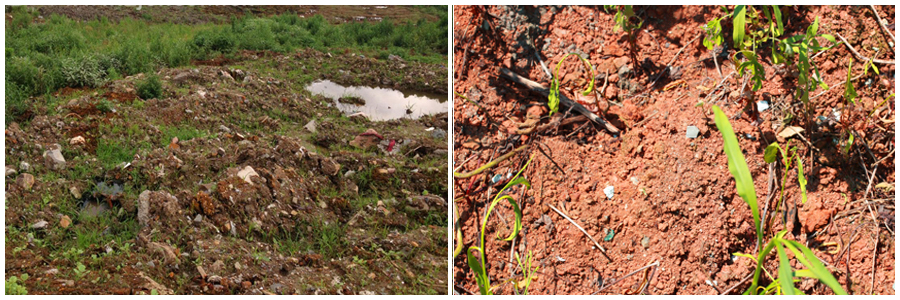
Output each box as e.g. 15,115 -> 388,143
5,274 -> 29,295
137,75 -> 163,100
5,81 -> 30,124
60,53 -> 119,88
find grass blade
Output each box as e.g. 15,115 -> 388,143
466,247 -> 491,295
797,156 -> 807,204
782,240 -> 847,295
733,5 -> 747,49
712,105 -> 761,245
776,241 -> 796,295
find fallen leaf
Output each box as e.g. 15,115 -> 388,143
778,126 -> 805,139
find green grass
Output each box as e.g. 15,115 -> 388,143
713,105 -> 845,295
6,6 -> 447,125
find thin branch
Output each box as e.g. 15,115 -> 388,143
592,260 -> 660,294
869,5 -> 895,47
836,33 -> 895,65
547,203 -> 612,262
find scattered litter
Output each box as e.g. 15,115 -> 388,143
555,255 -> 566,262
604,186 -> 615,199
491,174 -> 503,183
424,127 -> 435,131
603,228 -> 615,241
757,100 -> 769,112
686,126 -> 699,139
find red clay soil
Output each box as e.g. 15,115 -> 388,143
452,5 -> 895,295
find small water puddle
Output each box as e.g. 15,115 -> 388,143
306,80 -> 447,121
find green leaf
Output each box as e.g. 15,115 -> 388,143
845,59 -> 858,104
772,5 -> 784,36
797,156 -> 807,204
549,53 -> 596,116
733,5 -> 747,49
781,239 -> 848,295
467,247 -> 491,295
807,16 -> 819,37
776,242 -> 797,295
712,105 -> 761,246
764,142 -> 780,164
491,195 -> 523,241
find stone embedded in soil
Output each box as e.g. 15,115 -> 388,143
31,220 -> 49,229
641,236 -> 650,249
43,144 -> 66,171
304,119 -> 317,133
237,165 -> 260,184
686,126 -> 700,139
137,190 -> 180,227
69,135 -> 86,146
18,161 -> 31,172
16,173 -> 35,190
69,186 -> 81,199
59,215 -> 71,228
5,165 -> 16,177
350,128 -> 383,149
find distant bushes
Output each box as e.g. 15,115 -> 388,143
191,13 -> 447,59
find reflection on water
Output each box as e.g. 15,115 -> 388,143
306,80 -> 447,121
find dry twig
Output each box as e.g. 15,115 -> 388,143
547,203 -> 612,261
836,33 -> 895,65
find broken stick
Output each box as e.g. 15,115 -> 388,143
499,68 -> 620,135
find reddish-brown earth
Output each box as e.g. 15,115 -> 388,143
453,5 -> 894,295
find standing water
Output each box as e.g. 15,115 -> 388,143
306,80 -> 447,121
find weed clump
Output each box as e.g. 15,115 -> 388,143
137,74 -> 163,100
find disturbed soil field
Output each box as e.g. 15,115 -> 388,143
452,5 -> 894,295
6,48 -> 448,294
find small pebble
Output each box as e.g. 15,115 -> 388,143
686,126 -> 699,139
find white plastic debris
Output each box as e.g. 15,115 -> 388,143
604,186 -> 615,200
757,100 -> 769,112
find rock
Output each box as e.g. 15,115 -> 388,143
137,190 -> 179,227
69,136 -> 86,146
19,161 -> 31,172
6,165 -> 16,177
69,186 -> 82,199
270,283 -> 284,294
641,236 -> 651,249
241,281 -> 252,289
319,157 -> 340,176
348,112 -> 368,121
304,119 -> 317,133
350,129 -> 383,149
43,144 -> 66,171
194,214 -> 203,223
218,125 -> 232,133
45,268 -> 59,275
137,191 -> 152,226
604,186 -> 615,200
431,129 -> 447,139
197,266 -> 208,278
234,261 -> 242,270
343,170 -> 356,178
31,220 -> 49,229
388,54 -> 404,62
16,173 -> 34,190
138,271 -> 174,295
210,260 -> 225,274
237,166 -> 260,184
148,242 -> 181,264
686,126 -> 700,139
59,215 -> 72,228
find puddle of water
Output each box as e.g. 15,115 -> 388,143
306,80 -> 447,121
